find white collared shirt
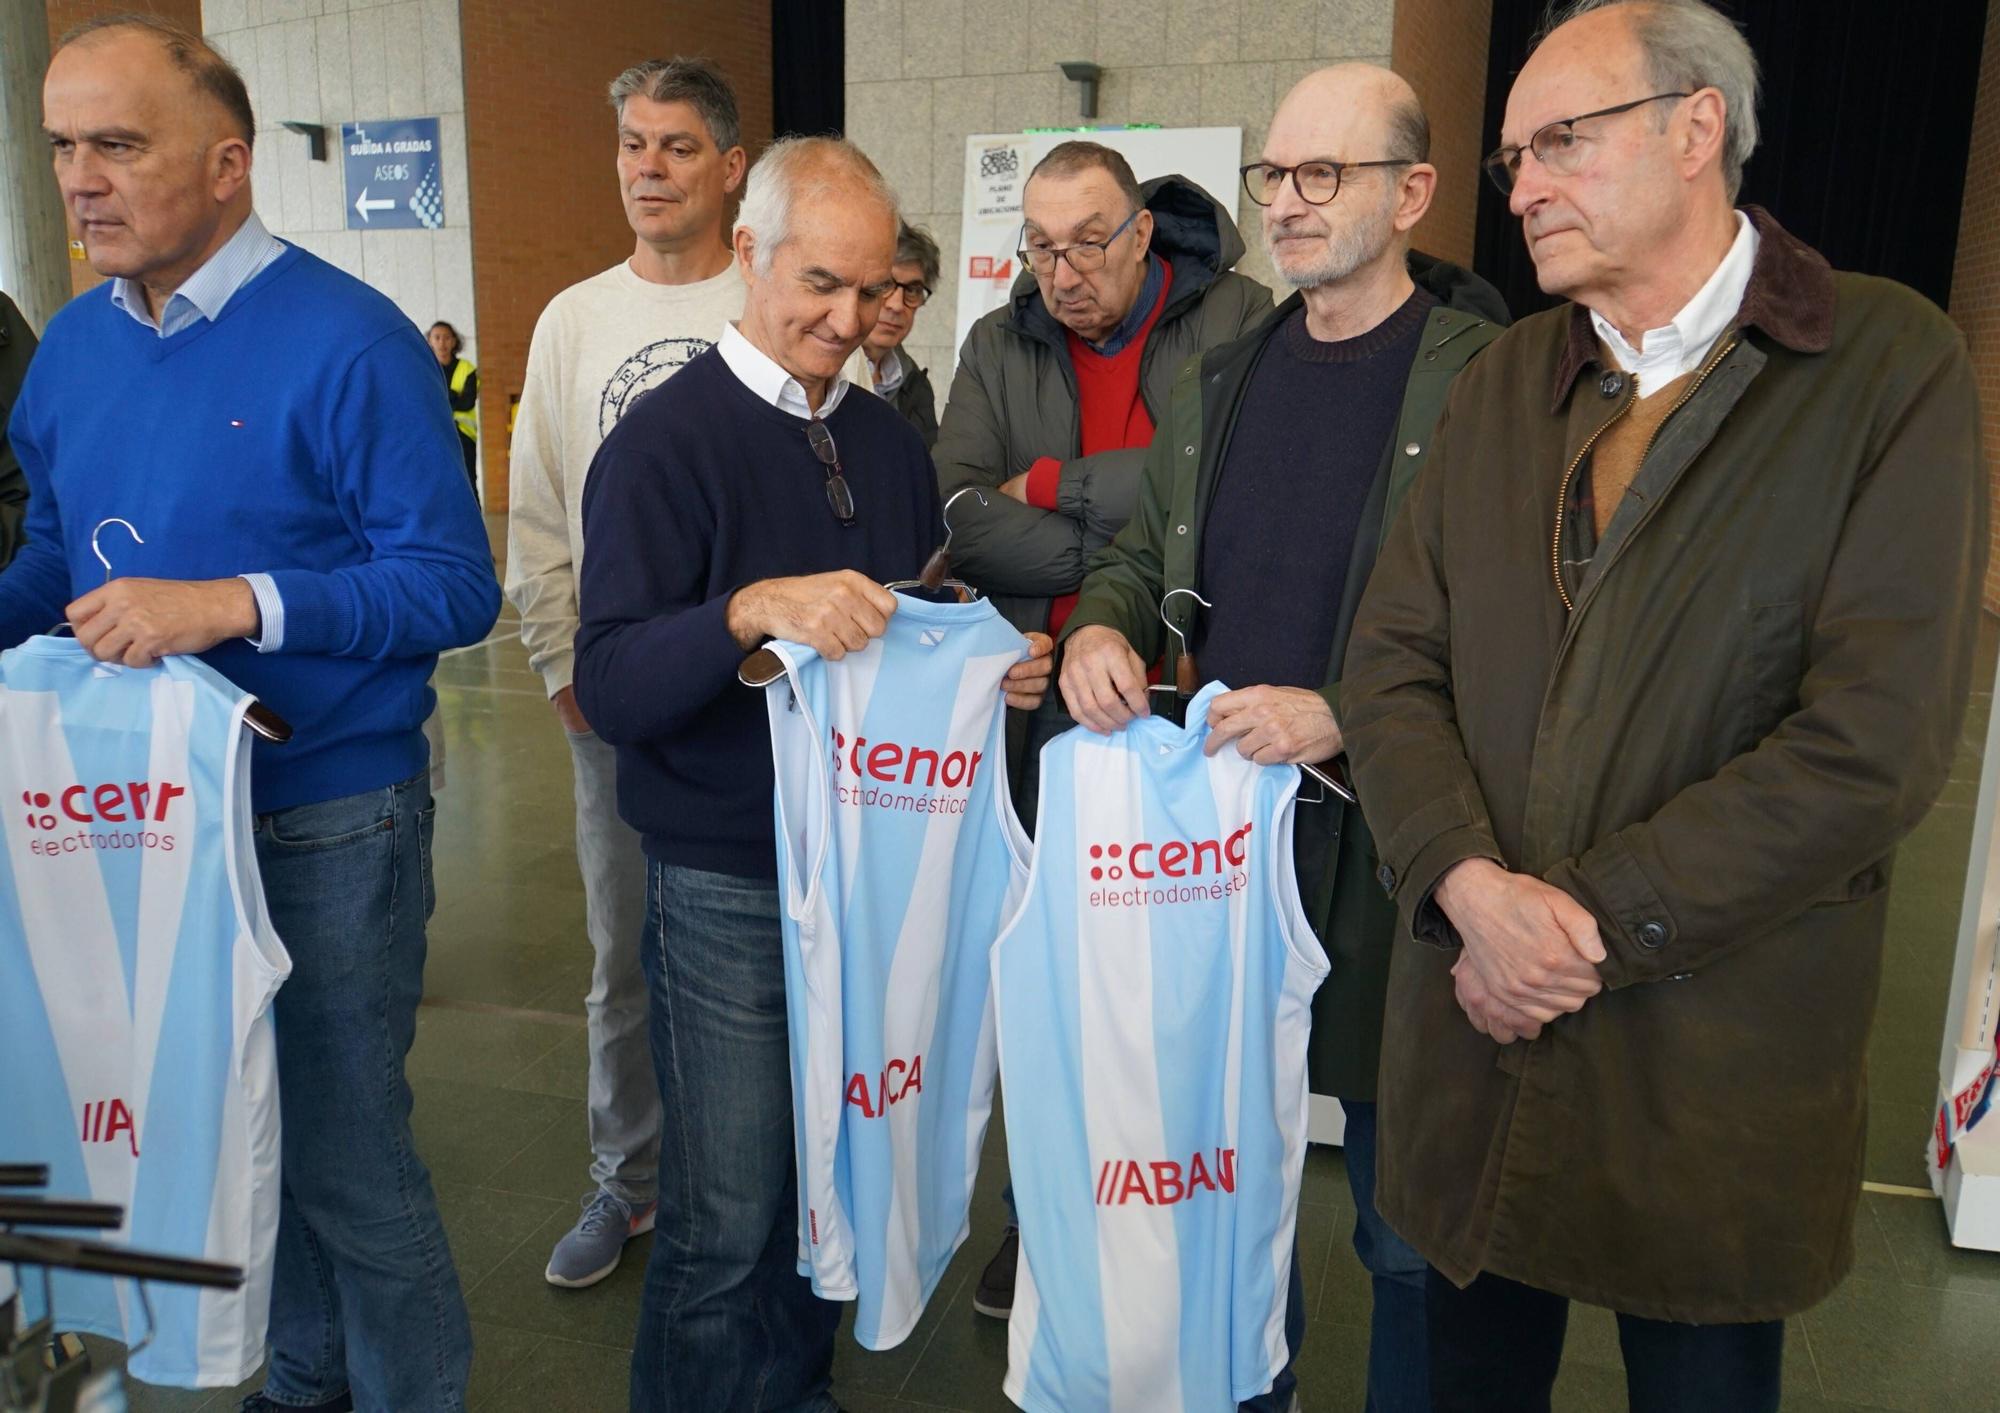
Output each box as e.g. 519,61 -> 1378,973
869,347 -> 906,398
109,211 -> 286,339
1591,210 -> 1758,398
717,321 -> 852,420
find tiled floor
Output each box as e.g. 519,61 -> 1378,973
109,520 -> 2000,1410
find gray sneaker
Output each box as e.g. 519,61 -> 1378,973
544,1190 -> 656,1288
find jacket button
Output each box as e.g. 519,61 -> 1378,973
1376,863 -> 1395,893
1600,371 -> 1625,398
1636,920 -> 1668,949
1404,442 -> 1421,457
1184,445 -> 1196,455
1175,524 -> 1187,535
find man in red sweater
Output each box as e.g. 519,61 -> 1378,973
932,140 -> 1271,1318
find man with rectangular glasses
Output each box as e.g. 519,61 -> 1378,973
1060,64 -> 1508,1413
574,135 -> 1052,1412
862,221 -> 943,446
1341,1 -> 1984,1408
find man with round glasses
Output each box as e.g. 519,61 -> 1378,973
1061,63 -> 1508,1412
1341,2 -> 1983,1409
932,139 -> 1270,1320
862,221 -> 943,446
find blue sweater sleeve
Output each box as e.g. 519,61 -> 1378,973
263,326 -> 500,658
574,432 -> 747,746
0,390 -> 77,649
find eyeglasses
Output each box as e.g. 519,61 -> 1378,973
1483,91 -> 1692,195
805,417 -> 856,527
1017,208 -> 1140,276
887,279 -> 932,309
1239,159 -> 1414,207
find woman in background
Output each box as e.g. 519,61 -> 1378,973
428,320 -> 479,492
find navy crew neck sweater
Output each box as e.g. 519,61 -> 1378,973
575,347 -> 939,878
1196,289 -> 1435,692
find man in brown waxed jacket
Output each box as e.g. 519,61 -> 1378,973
1339,2 -> 1986,1411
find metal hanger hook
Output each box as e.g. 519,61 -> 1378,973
1158,587 -> 1212,656
940,486 -> 988,557
91,517 -> 145,585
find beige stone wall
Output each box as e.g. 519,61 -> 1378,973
845,0 -> 1398,387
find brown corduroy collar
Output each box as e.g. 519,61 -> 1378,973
1549,205 -> 1837,413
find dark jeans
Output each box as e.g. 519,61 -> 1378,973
255,774 -> 471,1413
630,862 -> 840,1413
1341,1100 -> 1429,1413
1428,1269 -> 1783,1413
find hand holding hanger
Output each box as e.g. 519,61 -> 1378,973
726,570 -> 899,662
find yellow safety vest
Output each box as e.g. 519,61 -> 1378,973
448,358 -> 477,442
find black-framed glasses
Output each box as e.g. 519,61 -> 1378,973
805,417 -> 856,527
888,279 -> 932,308
1017,207 -> 1140,276
1240,159 -> 1414,207
1483,91 -> 1692,194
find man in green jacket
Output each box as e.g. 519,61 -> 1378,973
0,292 -> 35,571
1341,3 -> 1984,1410
1061,65 -> 1505,1413
936,150 -> 1273,822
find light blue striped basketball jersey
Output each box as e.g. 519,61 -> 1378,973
993,680 -> 1329,1411
0,637 -> 289,1388
763,593 -> 1030,1350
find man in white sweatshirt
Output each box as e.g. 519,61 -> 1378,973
504,56 -> 749,1288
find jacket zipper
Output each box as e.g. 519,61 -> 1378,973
1549,334 -> 1740,612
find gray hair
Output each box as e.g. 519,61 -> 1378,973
896,222 -> 942,288
607,57 -> 741,153
1542,0 -> 1760,198
734,137 -> 899,276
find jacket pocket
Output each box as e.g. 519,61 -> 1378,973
1745,601 -> 1805,745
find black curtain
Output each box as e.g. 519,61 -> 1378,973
772,0 -> 845,138
1473,0 -> 1989,319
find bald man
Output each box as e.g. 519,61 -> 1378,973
1061,65 -> 1507,1411
6,16 -> 495,1409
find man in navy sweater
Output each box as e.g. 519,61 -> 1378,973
3,19 -> 498,1410
576,136 -> 1051,1410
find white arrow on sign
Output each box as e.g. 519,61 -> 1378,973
352,186 -> 396,222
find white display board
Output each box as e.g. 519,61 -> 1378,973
1930,652 -> 2000,1249
952,127 -> 1244,379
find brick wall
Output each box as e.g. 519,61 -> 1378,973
1389,0 -> 1489,266
460,0 -> 771,511
46,0 -> 206,298
1952,0 -> 2000,612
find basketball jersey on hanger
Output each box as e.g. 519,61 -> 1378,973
762,592 -> 1030,1350
0,636 -> 289,1388
994,680 -> 1328,1412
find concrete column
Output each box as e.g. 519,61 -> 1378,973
0,6 -> 69,332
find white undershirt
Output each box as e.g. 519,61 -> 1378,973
1591,210 -> 1758,398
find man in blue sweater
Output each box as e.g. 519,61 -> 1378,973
4,19 -> 498,1410
576,136 -> 1052,1410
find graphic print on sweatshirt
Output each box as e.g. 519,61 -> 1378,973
0,637 -> 290,1388
993,680 -> 1329,1412
598,336 -> 716,435
763,593 -> 1030,1349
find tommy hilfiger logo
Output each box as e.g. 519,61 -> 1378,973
1096,1148 -> 1236,1206
19,779 -> 185,856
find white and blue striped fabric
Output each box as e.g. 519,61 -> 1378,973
994,680 -> 1328,1412
0,636 -> 289,1388
763,593 -> 1030,1350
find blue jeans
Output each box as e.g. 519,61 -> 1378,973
254,774 -> 471,1412
1342,1098 -> 1430,1413
630,862 -> 840,1413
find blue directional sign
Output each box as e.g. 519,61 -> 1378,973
341,118 -> 445,231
